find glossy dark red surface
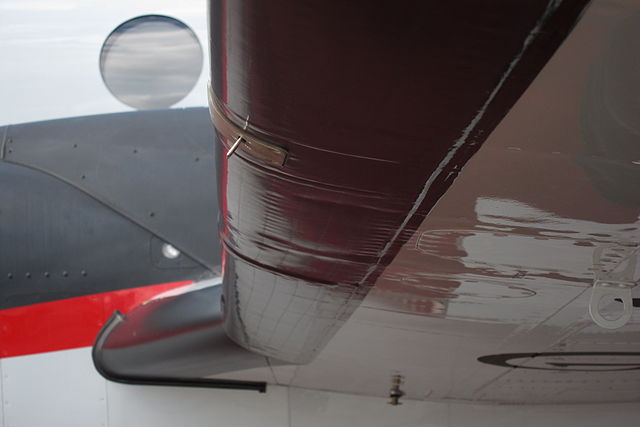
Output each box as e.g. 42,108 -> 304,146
209,0 -> 590,362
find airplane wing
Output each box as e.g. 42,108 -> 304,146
1,0 -> 639,422
92,0 -> 638,405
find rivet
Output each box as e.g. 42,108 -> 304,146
133,149 -> 138,154
62,271 -> 69,277
44,272 -> 50,278
7,273 -> 13,279
73,144 -> 78,148
149,212 -> 156,217
81,270 -> 87,277
25,272 -> 31,279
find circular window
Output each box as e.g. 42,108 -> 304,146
99,15 -> 203,110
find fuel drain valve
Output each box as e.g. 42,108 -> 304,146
388,374 -> 405,406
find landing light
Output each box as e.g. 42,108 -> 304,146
161,243 -> 181,259
99,15 -> 203,110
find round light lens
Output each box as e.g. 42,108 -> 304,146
99,15 -> 203,110
161,243 -> 181,259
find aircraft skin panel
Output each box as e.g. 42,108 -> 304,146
2,349 -> 108,427
242,0 -> 640,403
2,108 -> 220,269
209,0 -> 591,365
191,0 -> 640,404
92,279 -> 274,389
0,160 -> 208,311
2,347 -> 640,426
1,0 -> 639,418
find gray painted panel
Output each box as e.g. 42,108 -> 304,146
93,280 -> 274,384
0,162 -> 206,309
2,107 -> 219,268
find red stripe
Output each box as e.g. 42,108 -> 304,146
0,281 -> 191,358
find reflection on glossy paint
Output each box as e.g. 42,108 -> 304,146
412,198 -> 639,285
100,15 -> 202,110
222,252 -> 367,364
432,198 -> 638,288
459,198 -> 640,281
371,197 -> 639,322
580,13 -> 640,207
208,0 -> 593,365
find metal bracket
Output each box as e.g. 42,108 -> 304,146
589,280 -> 634,329
588,245 -> 638,329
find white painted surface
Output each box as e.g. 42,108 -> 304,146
1,348 -> 640,427
0,0 -> 209,126
2,349 -> 106,427
0,359 -> 4,427
289,388 -> 640,427
107,382 -> 288,427
289,388 -> 442,427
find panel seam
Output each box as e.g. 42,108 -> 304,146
2,159 -> 212,271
